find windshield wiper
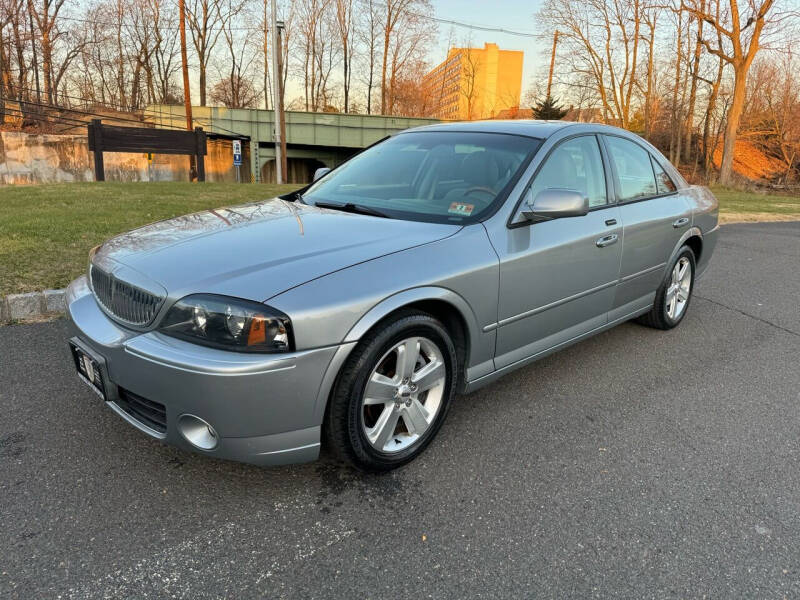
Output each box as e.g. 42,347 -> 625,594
313,201 -> 391,219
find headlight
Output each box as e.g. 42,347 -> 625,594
160,294 -> 293,353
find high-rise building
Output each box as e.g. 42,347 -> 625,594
422,43 -> 524,121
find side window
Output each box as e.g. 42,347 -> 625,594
651,157 -> 677,194
605,136 -> 657,201
529,136 -> 607,207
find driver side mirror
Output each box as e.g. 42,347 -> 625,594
313,167 -> 331,182
521,189 -> 589,221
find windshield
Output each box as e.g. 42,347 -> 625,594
302,131 -> 542,223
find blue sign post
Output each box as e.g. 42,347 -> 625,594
232,140 -> 242,182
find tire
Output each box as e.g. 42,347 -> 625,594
324,310 -> 458,472
637,245 -> 696,330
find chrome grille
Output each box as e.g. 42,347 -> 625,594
90,265 -> 164,326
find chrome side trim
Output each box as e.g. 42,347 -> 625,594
256,442 -> 321,456
619,262 -> 666,283
464,303 -> 650,394
496,279 -> 618,328
107,400 -> 167,440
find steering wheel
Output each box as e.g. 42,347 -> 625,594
464,186 -> 496,198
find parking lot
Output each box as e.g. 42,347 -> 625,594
1,221 -> 798,598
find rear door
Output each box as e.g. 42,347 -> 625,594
601,135 -> 692,321
490,134 -> 623,370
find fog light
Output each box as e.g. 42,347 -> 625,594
178,414 -> 218,450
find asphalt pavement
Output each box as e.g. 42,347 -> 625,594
1,222 -> 799,598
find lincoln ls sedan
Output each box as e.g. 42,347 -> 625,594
67,121 -> 719,471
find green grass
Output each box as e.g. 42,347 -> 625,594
0,182 -> 797,296
0,182 -> 301,296
711,185 -> 800,218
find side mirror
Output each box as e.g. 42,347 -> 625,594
313,167 -> 331,182
521,189 -> 589,221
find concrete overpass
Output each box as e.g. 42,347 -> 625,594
144,105 -> 438,183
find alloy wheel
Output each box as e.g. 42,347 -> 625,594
666,256 -> 692,320
361,336 -> 446,453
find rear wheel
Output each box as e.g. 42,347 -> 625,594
638,246 -> 696,330
324,311 -> 457,471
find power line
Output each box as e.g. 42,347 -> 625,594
52,5 -> 537,37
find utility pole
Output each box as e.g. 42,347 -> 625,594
546,30 -> 560,100
179,0 -> 196,179
276,22 -> 287,180
262,0 -> 270,111
270,0 -> 285,184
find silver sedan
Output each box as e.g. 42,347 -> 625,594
66,121 -> 719,471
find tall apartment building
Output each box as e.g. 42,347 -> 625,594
422,43 -> 524,121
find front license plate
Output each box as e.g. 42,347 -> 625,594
70,342 -> 107,401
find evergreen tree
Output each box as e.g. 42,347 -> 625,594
532,96 -> 568,120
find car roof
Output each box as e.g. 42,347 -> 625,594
406,119 -> 580,139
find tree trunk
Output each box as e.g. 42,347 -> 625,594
669,16 -> 682,164
199,63 -> 207,106
718,66 -> 747,185
42,28 -> 52,104
702,57 -> 724,176
684,16 -> 703,163
644,21 -> 655,139
0,26 -> 6,121
29,10 -> 40,103
342,45 -> 349,112
381,26 -> 390,114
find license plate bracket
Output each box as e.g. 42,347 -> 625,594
69,341 -> 108,401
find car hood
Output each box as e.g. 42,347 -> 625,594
92,198 -> 460,301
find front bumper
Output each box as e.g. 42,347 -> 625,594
66,276 -> 354,466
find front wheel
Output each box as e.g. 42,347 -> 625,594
638,246 -> 696,330
324,310 -> 457,472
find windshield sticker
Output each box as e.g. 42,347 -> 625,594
448,202 -> 475,216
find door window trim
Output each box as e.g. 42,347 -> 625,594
506,133 -> 615,229
599,133 -> 680,206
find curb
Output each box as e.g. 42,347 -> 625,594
1,289 -> 66,324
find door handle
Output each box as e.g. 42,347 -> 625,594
673,217 -> 690,228
596,234 -> 619,248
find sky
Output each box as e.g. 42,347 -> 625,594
428,0 -> 547,93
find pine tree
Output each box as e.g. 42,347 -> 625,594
532,96 -> 568,120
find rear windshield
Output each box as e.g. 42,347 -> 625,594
302,131 -> 542,223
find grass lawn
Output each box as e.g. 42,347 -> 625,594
712,186 -> 800,222
0,181 -> 797,296
0,182 -> 301,296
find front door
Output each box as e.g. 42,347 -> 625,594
489,135 -> 623,370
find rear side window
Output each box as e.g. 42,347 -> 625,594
651,157 -> 677,194
605,136 -> 657,201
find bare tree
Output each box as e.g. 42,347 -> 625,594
640,3 -> 660,138
682,0 -> 776,184
335,0 -> 354,111
356,0 -> 380,113
27,0 -> 69,104
538,0 -> 642,128
379,0 -> 433,115
457,42 -> 481,120
212,0 -> 261,108
186,0 -> 236,106
683,4 -> 705,162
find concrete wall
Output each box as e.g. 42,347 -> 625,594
0,131 -> 249,184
